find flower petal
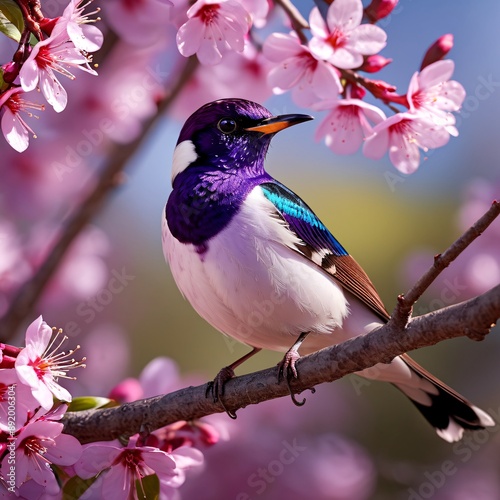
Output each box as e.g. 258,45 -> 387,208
321,106 -> 365,155
39,70 -> 67,113
1,108 -> 29,152
328,0 -> 363,32
263,33 -> 301,61
69,23 -> 104,52
142,449 -> 177,476
45,433 -> 82,465
19,59 -> 40,92
74,443 -> 121,478
348,24 -> 387,55
25,315 -> 51,353
177,18 -> 205,57
363,128 -> 390,160
312,60 -> 342,97
309,7 -> 329,39
419,59 -> 455,90
101,464 -> 132,500
267,56 -> 307,91
329,46 -> 363,69
389,133 -> 421,174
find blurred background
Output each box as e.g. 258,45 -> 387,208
2,0 -> 500,498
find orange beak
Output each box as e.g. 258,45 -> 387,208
245,114 -> 313,135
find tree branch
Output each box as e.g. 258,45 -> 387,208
0,56 -> 198,342
62,284 -> 500,444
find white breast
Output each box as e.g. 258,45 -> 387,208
162,187 -> 382,353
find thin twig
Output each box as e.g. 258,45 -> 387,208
392,199 -> 500,327
274,0 -> 309,44
0,56 -> 199,342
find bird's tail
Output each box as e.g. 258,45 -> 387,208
358,353 -> 494,441
394,354 -> 495,442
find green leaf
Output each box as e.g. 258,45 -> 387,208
136,474 -> 160,500
67,396 -> 117,412
0,69 -> 6,92
62,475 -> 98,500
0,0 -> 24,42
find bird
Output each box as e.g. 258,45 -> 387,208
162,98 -> 494,442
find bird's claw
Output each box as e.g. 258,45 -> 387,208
277,350 -> 306,407
206,366 -> 238,419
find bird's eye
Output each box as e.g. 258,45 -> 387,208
217,118 -> 238,134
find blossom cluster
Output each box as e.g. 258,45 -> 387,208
0,317 -> 206,498
0,0 -> 467,174
172,0 -> 466,174
0,0 -> 103,152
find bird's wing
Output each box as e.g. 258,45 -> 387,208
259,181 -> 390,322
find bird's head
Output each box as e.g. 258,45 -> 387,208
171,98 -> 313,185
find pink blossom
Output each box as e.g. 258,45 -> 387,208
408,59 -> 465,135
176,0 -> 251,65
15,316 -> 85,410
66,43 -> 164,144
19,30 -> 97,112
309,0 -> 387,69
315,93 -> 386,154
1,419 -> 82,494
53,0 -> 104,52
239,0 -> 269,28
171,41 -> 271,118
147,419 -> 221,451
104,0 -> 172,47
108,357 -> 182,404
263,32 -> 342,107
74,437 -> 202,499
0,88 -> 44,153
363,111 -> 450,173
158,446 -> 204,497
0,370 -> 40,432
108,356 -> 198,403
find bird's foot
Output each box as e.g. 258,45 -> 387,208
206,366 -> 238,419
205,347 -> 262,420
278,332 -> 309,407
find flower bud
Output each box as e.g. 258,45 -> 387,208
1,61 -> 20,84
108,378 -> 143,403
365,79 -> 397,94
359,55 -> 392,73
364,0 -> 398,22
348,84 -> 366,100
420,34 -> 453,70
